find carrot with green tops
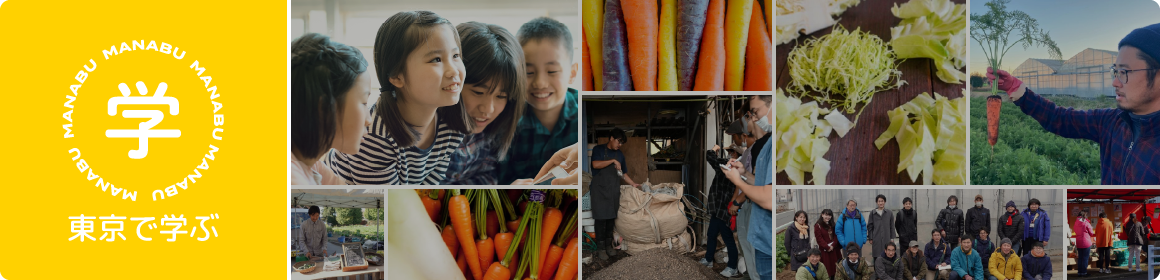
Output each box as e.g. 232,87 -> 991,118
724,0 -> 753,91
513,200 -> 544,280
536,207 -> 564,278
449,189 -> 483,280
473,191 -> 495,274
484,195 -> 541,280
583,0 -> 604,89
693,0 -> 726,91
540,204 -> 578,280
743,0 -> 772,91
621,0 -> 659,91
443,224 -> 460,258
487,190 -> 514,269
551,237 -> 580,280
658,0 -> 678,91
582,27 -> 594,92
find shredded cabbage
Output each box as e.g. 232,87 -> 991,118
889,0 -> 967,84
776,88 -> 851,185
775,0 -> 865,45
786,25 -> 904,125
874,92 -> 967,185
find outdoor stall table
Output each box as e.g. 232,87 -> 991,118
290,259 -> 383,280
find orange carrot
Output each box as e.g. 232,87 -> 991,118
537,207 -> 564,275
457,246 -> 469,279
450,190 -> 483,280
582,27 -> 595,92
724,0 -> 754,91
621,0 -> 659,91
540,244 -> 566,280
764,0 -> 772,40
421,190 -> 441,223
494,231 -> 514,263
443,224 -> 460,258
486,211 -> 499,238
552,237 -> 580,280
477,237 -> 495,273
482,262 -> 512,280
743,0 -> 772,91
693,0 -> 726,91
987,95 -> 1001,146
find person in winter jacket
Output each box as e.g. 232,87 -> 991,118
949,237 -> 985,280
1020,199 -> 1050,255
877,242 -> 905,280
925,229 -> 953,280
1125,213 -> 1147,272
1072,212 -> 1095,277
897,197 -> 920,254
965,195 -> 992,242
869,194 -> 897,261
988,238 -> 1021,280
974,229 -> 995,280
903,241 -> 931,280
798,249 -> 832,280
700,146 -> 740,276
835,243 -> 875,280
937,195 -> 966,245
787,210 -> 812,271
837,199 -> 868,253
817,209 -> 843,278
996,201 -> 1024,256
1094,212 -> 1114,274
1021,243 -> 1052,280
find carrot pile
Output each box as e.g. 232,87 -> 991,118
418,189 -> 580,280
583,0 -> 773,91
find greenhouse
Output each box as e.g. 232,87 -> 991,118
1012,48 -> 1118,98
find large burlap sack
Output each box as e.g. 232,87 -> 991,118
615,183 -> 688,244
621,229 -> 694,255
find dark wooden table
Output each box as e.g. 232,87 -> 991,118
775,0 -> 966,185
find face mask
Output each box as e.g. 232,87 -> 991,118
756,114 -> 773,132
976,202 -> 983,207
949,205 -> 957,209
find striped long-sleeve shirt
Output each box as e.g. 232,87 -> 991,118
323,105 -> 465,185
1013,88 -> 1160,184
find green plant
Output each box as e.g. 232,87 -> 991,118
970,0 -> 1061,95
337,207 -> 364,226
776,231 -> 790,271
968,96 -> 1104,184
365,208 -> 384,222
323,207 -> 338,226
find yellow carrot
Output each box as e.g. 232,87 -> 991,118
658,0 -> 679,91
765,0 -> 772,40
583,0 -> 604,90
724,0 -> 753,91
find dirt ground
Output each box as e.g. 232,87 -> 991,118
583,245 -> 746,279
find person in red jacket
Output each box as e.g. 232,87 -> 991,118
816,209 -> 843,278
1072,212 -> 1096,277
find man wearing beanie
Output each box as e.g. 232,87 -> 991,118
996,201 -> 1024,256
986,22 -> 1160,184
988,238 -> 1021,280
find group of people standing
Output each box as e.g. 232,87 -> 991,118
790,194 -> 1055,280
1071,211 -> 1154,276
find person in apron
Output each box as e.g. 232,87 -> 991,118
590,128 -> 639,260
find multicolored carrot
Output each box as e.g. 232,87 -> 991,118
583,0 -> 604,90
603,0 -> 634,91
743,0 -> 772,91
693,0 -> 726,91
724,0 -> 754,91
677,0 -> 711,91
582,27 -> 595,92
621,0 -> 659,91
659,0 -> 678,91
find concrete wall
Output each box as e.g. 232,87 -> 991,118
780,189 -> 1065,279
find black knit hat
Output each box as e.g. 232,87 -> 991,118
1120,23 -> 1160,64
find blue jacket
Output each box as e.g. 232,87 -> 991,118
1021,253 -> 1053,280
925,240 -> 951,270
1013,88 -> 1160,184
836,209 -> 867,249
950,247 -> 984,280
1021,208 -> 1051,242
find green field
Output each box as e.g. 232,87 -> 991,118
968,94 -> 1116,185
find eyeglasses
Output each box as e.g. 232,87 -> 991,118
1111,66 -> 1157,84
